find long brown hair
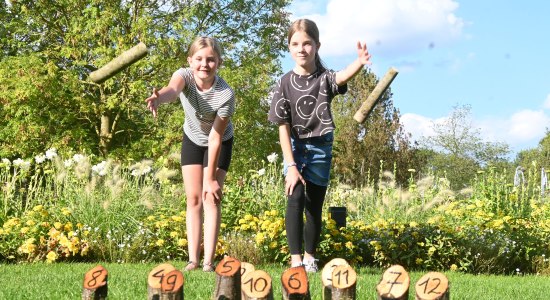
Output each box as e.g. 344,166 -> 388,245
287,19 -> 326,71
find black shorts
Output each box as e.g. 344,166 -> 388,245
180,134 -> 234,171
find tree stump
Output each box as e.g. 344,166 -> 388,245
376,265 -> 410,300
240,262 -> 256,299
212,256 -> 241,300
322,258 -> 349,300
415,272 -> 450,300
331,265 -> 357,300
82,265 -> 108,300
159,269 -> 184,300
147,263 -> 176,300
281,265 -> 310,300
241,270 -> 274,300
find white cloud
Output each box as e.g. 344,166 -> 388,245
400,113 -> 436,141
291,0 -> 466,58
544,94 -> 550,109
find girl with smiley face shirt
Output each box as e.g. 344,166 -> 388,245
146,36 -> 235,272
268,19 -> 372,272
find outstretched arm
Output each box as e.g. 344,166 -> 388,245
335,41 -> 372,86
145,72 -> 186,117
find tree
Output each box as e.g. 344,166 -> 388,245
1,0 -> 290,174
516,129 -> 550,169
419,104 -> 511,190
331,68 -> 423,187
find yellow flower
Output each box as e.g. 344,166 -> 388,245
409,221 -> 418,228
334,243 -> 342,251
269,241 -> 278,249
244,214 -> 253,221
64,222 -> 73,232
53,222 -> 62,230
450,264 -> 458,271
25,220 -> 36,226
46,251 -> 58,263
255,233 -> 265,245
33,205 -> 44,212
61,207 -> 72,216
171,215 -> 184,222
20,227 -> 30,234
147,215 -> 155,221
177,239 -> 188,247
428,246 -> 436,256
345,241 -> 354,250
170,231 -> 179,238
416,258 -> 423,265
156,239 -> 165,247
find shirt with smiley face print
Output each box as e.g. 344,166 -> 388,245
268,68 -> 347,139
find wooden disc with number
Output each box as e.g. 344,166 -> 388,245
215,255 -> 241,277
242,270 -> 272,299
376,265 -> 410,300
148,263 -> 176,289
83,265 -> 108,289
281,265 -> 309,298
161,269 -> 184,294
415,272 -> 449,300
322,258 -> 349,288
331,265 -> 357,289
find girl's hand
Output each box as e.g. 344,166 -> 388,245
145,88 -> 160,118
203,179 -> 222,205
356,41 -> 372,66
285,166 -> 305,196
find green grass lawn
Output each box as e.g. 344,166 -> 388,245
1,262 -> 549,299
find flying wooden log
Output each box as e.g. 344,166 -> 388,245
376,265 -> 410,300
321,258 -> 349,300
353,67 -> 399,123
147,263 -> 176,300
212,256 -> 242,300
82,265 -> 108,300
241,270 -> 274,300
331,264 -> 357,300
88,42 -> 148,84
281,265 -> 310,300
414,272 -> 450,300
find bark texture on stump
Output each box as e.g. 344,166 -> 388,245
415,272 -> 449,300
281,266 -> 310,300
322,258 -> 349,300
82,265 -> 108,300
147,263 -> 176,300
241,270 -> 274,300
376,265 -> 410,300
212,256 -> 241,300
331,265 -> 357,300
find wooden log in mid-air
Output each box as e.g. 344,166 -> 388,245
415,272 -> 450,300
147,263 -> 176,300
353,66 -> 399,123
82,265 -> 108,300
241,270 -> 274,300
281,266 -> 310,300
322,258 -> 349,300
376,265 -> 410,300
88,42 -> 148,84
212,256 -> 241,300
331,265 -> 357,300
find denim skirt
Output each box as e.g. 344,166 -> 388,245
284,132 -> 333,187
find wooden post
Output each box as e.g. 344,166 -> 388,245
331,265 -> 357,300
159,269 -> 184,300
241,262 -> 256,299
88,42 -> 148,84
281,266 -> 310,300
376,265 -> 410,300
212,256 -> 241,300
148,263 -> 176,300
415,272 -> 450,300
353,67 -> 399,123
322,258 -> 349,300
82,265 -> 108,300
241,270 -> 274,300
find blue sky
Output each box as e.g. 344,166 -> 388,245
284,0 -> 550,157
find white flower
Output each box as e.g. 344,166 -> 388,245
35,154 -> 46,164
13,158 -> 31,170
1,158 -> 10,166
258,168 -> 266,176
267,152 -> 278,164
45,148 -> 57,160
92,161 -> 108,176
64,159 -> 74,168
72,154 -> 85,163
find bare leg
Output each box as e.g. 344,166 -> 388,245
202,168 -> 227,269
182,165 -> 203,268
